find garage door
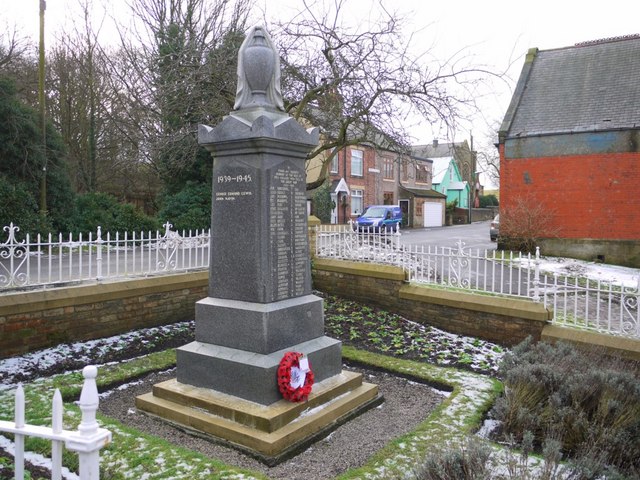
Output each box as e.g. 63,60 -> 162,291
423,202 -> 443,227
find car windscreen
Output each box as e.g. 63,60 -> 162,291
362,207 -> 387,218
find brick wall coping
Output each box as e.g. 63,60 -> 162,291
313,258 -> 408,281
400,284 -> 552,323
542,324 -> 640,362
308,215 -> 321,227
0,271 -> 209,316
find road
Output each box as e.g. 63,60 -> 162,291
400,220 -> 496,252
396,220 -> 531,297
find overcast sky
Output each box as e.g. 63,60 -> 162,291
3,0 -> 639,178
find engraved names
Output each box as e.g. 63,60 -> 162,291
269,165 -> 308,300
214,173 -> 253,202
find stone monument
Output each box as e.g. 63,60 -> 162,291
136,26 -> 379,464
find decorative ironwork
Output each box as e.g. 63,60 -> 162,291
0,223 -> 29,287
315,224 -> 640,339
0,222 -> 210,290
619,279 -> 639,336
447,239 -> 471,288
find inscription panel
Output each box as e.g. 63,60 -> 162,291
269,164 -> 308,300
209,164 -> 258,300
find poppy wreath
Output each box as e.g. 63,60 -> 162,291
277,351 -> 314,402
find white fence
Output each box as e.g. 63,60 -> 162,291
0,222 -> 210,290
0,366 -> 111,479
2,220 -> 638,339
316,225 -> 640,339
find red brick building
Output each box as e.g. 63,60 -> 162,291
498,36 -> 640,267
327,145 -> 378,224
326,144 -> 443,227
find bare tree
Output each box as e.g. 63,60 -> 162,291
47,0 -> 106,193
499,191 -> 560,253
106,0 -> 253,191
475,121 -> 501,188
0,25 -> 38,105
271,0 -> 500,189
0,24 -> 29,70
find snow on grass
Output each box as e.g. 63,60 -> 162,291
0,322 -> 191,387
518,256 -> 639,288
338,348 -> 501,479
0,435 -> 80,480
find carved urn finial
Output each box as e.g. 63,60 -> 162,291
234,26 -> 285,111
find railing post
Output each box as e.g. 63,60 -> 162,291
532,246 -> 541,302
52,389 -> 63,480
14,384 -> 25,480
95,227 -> 103,281
65,366 -> 112,480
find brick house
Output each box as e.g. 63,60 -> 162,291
325,145 -> 444,227
326,145 -> 377,224
498,35 -> 640,267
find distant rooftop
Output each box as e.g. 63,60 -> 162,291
503,35 -> 640,138
412,141 -> 467,159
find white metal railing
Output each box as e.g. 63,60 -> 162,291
0,222 -> 210,290
0,365 -> 111,479
315,224 -> 640,338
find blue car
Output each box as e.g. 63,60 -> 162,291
355,205 -> 402,232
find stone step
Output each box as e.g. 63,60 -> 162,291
150,370 -> 366,432
135,372 -> 380,462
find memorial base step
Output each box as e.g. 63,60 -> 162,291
135,370 -> 381,465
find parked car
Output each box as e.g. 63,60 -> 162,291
354,205 -> 402,232
490,214 -> 500,241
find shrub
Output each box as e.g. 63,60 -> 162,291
157,182 -> 211,232
498,192 -> 559,253
71,192 -> 158,235
0,175 -> 51,237
491,338 -> 640,477
312,180 -> 333,224
415,437 -> 491,479
479,194 -> 499,207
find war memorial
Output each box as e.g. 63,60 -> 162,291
136,25 -> 380,464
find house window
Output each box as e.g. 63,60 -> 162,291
416,163 -> 430,183
351,149 -> 363,177
330,152 -> 339,173
383,156 -> 394,179
351,189 -> 363,215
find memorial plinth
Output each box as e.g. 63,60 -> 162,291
135,26 -> 379,464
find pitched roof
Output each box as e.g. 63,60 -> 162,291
448,181 -> 467,191
412,142 -> 465,159
430,156 -> 454,184
502,35 -> 640,138
400,186 -> 446,198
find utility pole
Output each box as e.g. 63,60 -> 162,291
38,0 -> 47,219
469,132 -> 475,224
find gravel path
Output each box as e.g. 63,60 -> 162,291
99,365 -> 445,479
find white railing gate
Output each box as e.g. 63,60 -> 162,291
0,366 -> 111,479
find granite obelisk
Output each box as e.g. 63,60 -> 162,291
136,26 -> 379,462
175,25 -> 342,405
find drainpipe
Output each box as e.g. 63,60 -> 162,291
342,148 -> 348,223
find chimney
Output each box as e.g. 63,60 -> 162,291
432,139 -> 438,148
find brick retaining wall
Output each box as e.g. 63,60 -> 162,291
313,258 -> 551,346
0,272 -> 208,359
4,259 -> 637,361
